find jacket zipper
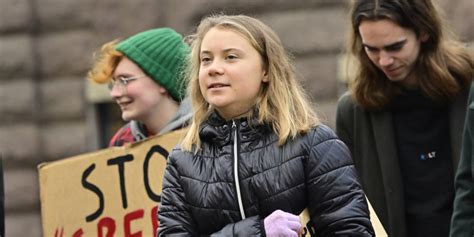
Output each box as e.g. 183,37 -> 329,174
232,120 -> 246,219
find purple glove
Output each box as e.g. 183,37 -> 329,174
264,210 -> 302,237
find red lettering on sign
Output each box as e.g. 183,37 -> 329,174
124,209 -> 144,237
98,217 -> 116,237
151,206 -> 159,236
53,206 -> 162,236
72,228 -> 84,237
54,228 -> 63,237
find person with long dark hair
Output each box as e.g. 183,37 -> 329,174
336,0 -> 473,236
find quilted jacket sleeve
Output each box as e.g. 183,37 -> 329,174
306,126 -> 374,236
157,151 -> 263,236
210,216 -> 262,236
157,153 -> 198,236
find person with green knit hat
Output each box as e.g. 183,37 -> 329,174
88,27 -> 192,146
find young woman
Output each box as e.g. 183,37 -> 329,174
157,14 -> 374,236
88,28 -> 192,146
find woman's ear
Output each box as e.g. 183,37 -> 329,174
262,70 -> 269,82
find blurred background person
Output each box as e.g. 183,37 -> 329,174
336,0 -> 473,236
450,83 -> 474,236
87,28 -> 192,146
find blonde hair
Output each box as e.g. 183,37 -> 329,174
87,40 -> 123,84
181,14 -> 319,151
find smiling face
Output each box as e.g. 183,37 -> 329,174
110,57 -> 167,122
198,27 -> 268,120
359,19 -> 425,88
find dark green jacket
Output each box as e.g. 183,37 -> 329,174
336,88 -> 469,237
450,83 -> 474,236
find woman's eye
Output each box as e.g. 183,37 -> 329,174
226,55 -> 238,60
364,47 -> 377,53
386,46 -> 402,52
201,57 -> 211,63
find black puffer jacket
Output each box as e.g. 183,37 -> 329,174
158,112 -> 374,236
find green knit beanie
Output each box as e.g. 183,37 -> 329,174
116,28 -> 190,101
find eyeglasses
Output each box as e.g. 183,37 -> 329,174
108,75 -> 146,91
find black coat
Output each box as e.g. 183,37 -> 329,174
158,112 -> 374,236
450,83 -> 474,236
336,89 -> 468,237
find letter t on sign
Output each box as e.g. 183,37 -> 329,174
107,155 -> 134,209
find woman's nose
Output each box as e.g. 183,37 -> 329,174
378,51 -> 394,67
109,82 -> 125,98
207,60 -> 224,76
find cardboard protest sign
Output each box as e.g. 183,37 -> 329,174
40,127 -> 386,237
299,197 -> 387,236
366,198 -> 387,236
39,129 -> 186,237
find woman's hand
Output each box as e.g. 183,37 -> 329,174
264,210 -> 303,237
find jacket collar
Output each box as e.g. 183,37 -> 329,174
158,97 -> 193,135
370,109 -> 406,232
130,120 -> 149,141
199,110 -> 270,147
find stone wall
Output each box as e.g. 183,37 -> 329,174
0,0 -> 472,236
